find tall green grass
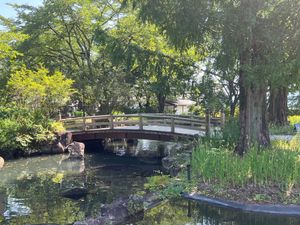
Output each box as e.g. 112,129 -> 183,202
269,115 -> 300,135
192,135 -> 300,189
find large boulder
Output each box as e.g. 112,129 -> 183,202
0,157 -> 4,169
74,193 -> 161,225
100,195 -> 144,220
60,132 -> 73,147
51,140 -> 65,154
67,142 -> 85,159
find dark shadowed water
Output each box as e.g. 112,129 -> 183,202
1,140 -> 300,225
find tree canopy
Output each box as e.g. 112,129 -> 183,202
0,0 -> 300,155
129,0 -> 300,153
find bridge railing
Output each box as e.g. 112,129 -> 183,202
60,113 -> 223,134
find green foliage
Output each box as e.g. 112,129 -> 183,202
133,0 -> 300,151
107,13 -> 197,112
0,30 -> 28,60
192,138 -> 300,189
73,111 -> 84,117
192,72 -> 226,112
50,121 -> 66,133
289,115 -> 300,126
7,66 -> 74,118
269,124 -> 294,135
200,118 -> 240,148
269,115 -> 300,135
0,106 -> 58,157
144,173 -> 188,199
144,175 -> 170,191
188,105 -> 205,116
222,118 -> 240,146
111,110 -> 125,115
13,0 -> 132,115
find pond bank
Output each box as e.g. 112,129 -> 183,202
182,192 -> 300,216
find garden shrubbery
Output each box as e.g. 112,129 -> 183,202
0,106 -> 63,158
0,66 -> 73,158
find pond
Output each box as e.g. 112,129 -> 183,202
137,200 -> 300,225
1,139 -> 300,225
0,139 -> 171,225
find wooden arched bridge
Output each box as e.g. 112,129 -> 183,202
61,113 -> 224,141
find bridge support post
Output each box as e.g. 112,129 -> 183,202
83,117 -> 87,131
171,118 -> 175,133
139,114 -> 143,130
205,110 -> 211,137
187,164 -> 191,182
110,115 -> 114,129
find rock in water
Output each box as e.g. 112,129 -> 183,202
67,142 -> 85,159
60,132 -> 73,147
0,157 -> 4,169
51,141 -> 65,154
60,187 -> 88,199
74,193 -> 162,225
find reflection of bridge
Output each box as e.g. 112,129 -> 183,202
61,114 -> 223,141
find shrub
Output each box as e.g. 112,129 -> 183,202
7,66 -> 74,118
0,106 -> 59,157
50,121 -> 66,133
74,111 -> 84,117
144,174 -> 186,199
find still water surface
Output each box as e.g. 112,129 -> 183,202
0,140 -> 300,225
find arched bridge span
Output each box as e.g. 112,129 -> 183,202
61,114 -> 223,142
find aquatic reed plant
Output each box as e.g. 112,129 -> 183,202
191,135 -> 300,190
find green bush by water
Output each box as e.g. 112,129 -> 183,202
192,137 -> 300,188
145,174 -> 187,199
0,106 -> 60,157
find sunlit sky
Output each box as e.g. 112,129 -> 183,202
0,0 -> 42,19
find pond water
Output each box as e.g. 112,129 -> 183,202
0,139 -> 171,225
137,200 -> 300,225
1,139 -> 300,225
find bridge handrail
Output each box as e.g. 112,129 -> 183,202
60,113 -> 223,134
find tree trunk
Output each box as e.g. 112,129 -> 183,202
230,102 -> 236,118
157,93 -> 166,113
228,80 -> 238,118
235,52 -> 270,155
268,87 -> 288,126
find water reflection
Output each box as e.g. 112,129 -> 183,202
3,197 -> 31,220
0,140 -> 164,225
137,200 -> 300,225
104,139 -> 180,159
